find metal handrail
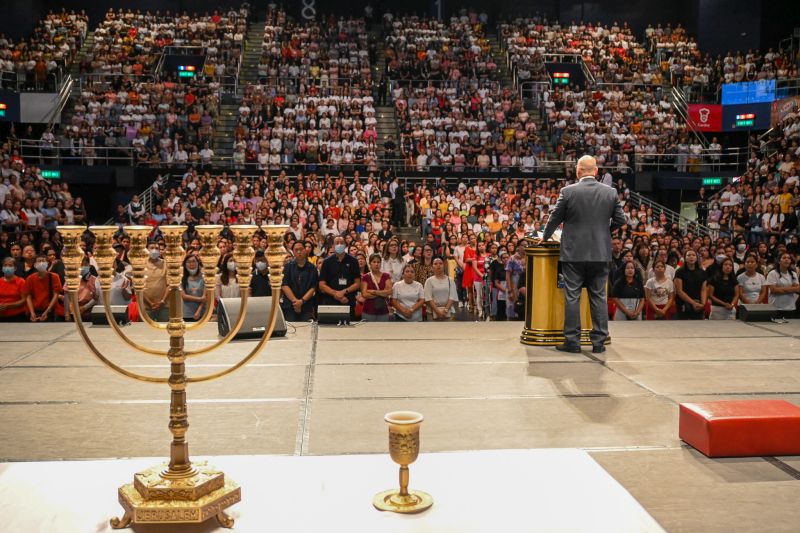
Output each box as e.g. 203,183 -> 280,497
18,139 -> 136,166
627,190 -> 714,237
671,86 -> 710,149
45,74 -> 74,129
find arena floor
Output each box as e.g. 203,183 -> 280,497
1,319 -> 799,532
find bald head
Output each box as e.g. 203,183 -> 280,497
576,155 -> 598,179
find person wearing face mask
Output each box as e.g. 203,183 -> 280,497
68,256 -> 100,322
143,242 -> 169,322
181,255 -> 206,321
318,236 -> 361,320
215,253 -> 240,300
249,249 -> 273,297
23,253 -> 64,322
0,257 -> 27,321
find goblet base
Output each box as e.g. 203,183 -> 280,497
373,489 -> 434,514
111,461 -> 241,529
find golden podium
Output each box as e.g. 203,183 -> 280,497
520,235 -> 596,346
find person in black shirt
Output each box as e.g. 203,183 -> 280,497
611,262 -> 645,320
281,241 -> 318,322
707,257 -> 740,320
490,251 -> 509,320
318,236 -> 361,319
249,250 -> 272,297
674,249 -> 707,319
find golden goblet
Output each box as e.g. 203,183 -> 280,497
373,411 -> 433,513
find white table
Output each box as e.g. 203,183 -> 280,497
0,449 -> 664,532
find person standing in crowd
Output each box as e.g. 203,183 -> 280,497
391,264 -> 424,322
181,255 -> 206,321
674,249 -> 707,319
707,257 -> 740,320
645,260 -> 676,320
424,257 -> 458,321
413,244 -> 436,285
106,257 -> 133,306
0,257 -> 27,320
491,250 -> 509,321
541,155 -> 626,352
215,254 -> 240,300
281,240 -> 318,322
470,242 -> 487,319
318,236 -> 361,320
143,242 -> 169,321
766,252 -> 800,323
24,253 -> 63,322
380,238 -> 405,282
506,247 -> 525,320
361,253 -> 393,322
463,234 -> 478,312
737,254 -> 767,305
611,261 -> 645,320
250,250 -> 273,297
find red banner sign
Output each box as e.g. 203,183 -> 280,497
687,104 -> 723,132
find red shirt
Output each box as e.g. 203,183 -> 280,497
23,272 -> 64,315
0,276 -> 27,318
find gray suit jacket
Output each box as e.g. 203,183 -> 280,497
542,177 -> 626,262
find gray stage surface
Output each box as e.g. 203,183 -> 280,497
1,319 -> 799,532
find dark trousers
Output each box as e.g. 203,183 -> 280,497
282,306 -> 314,322
561,261 -> 610,347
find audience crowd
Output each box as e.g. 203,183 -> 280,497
0,10 -> 88,91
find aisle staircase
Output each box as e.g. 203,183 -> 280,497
627,190 -> 712,237
488,35 -> 557,162
212,20 -> 266,161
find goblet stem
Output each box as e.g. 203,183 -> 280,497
399,465 -> 410,497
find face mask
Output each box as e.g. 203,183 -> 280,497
149,249 -> 160,260
2,266 -> 14,276
35,262 -> 48,272
715,254 -> 727,264
188,267 -> 199,275
227,261 -> 236,272
80,266 -> 91,277
624,243 -> 633,250
256,261 -> 267,272
737,244 -> 746,252
335,244 -> 346,255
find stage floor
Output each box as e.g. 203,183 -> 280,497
1,320 -> 799,532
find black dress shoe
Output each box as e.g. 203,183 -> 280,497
592,345 -> 606,354
555,344 -> 581,353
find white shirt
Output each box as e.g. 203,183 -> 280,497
737,271 -> 765,303
391,280 -> 424,322
766,269 -> 799,310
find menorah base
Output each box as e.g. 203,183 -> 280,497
110,461 -> 241,529
373,489 -> 433,514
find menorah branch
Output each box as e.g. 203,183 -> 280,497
186,292 -> 279,383
185,289 -> 250,357
135,289 -> 169,331
183,289 -> 216,332
70,291 -> 168,384
101,290 -> 168,356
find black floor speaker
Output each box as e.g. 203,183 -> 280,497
217,296 -> 287,339
738,303 -> 777,322
90,304 -> 130,326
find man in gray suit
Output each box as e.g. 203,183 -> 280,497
541,156 -> 626,353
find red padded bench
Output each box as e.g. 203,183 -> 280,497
679,400 -> 800,457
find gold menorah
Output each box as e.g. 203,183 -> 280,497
59,224 -> 287,529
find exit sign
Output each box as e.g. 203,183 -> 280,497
177,65 -> 196,78
552,72 -> 570,85
735,113 -> 755,127
41,170 -> 61,179
702,177 -> 723,186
